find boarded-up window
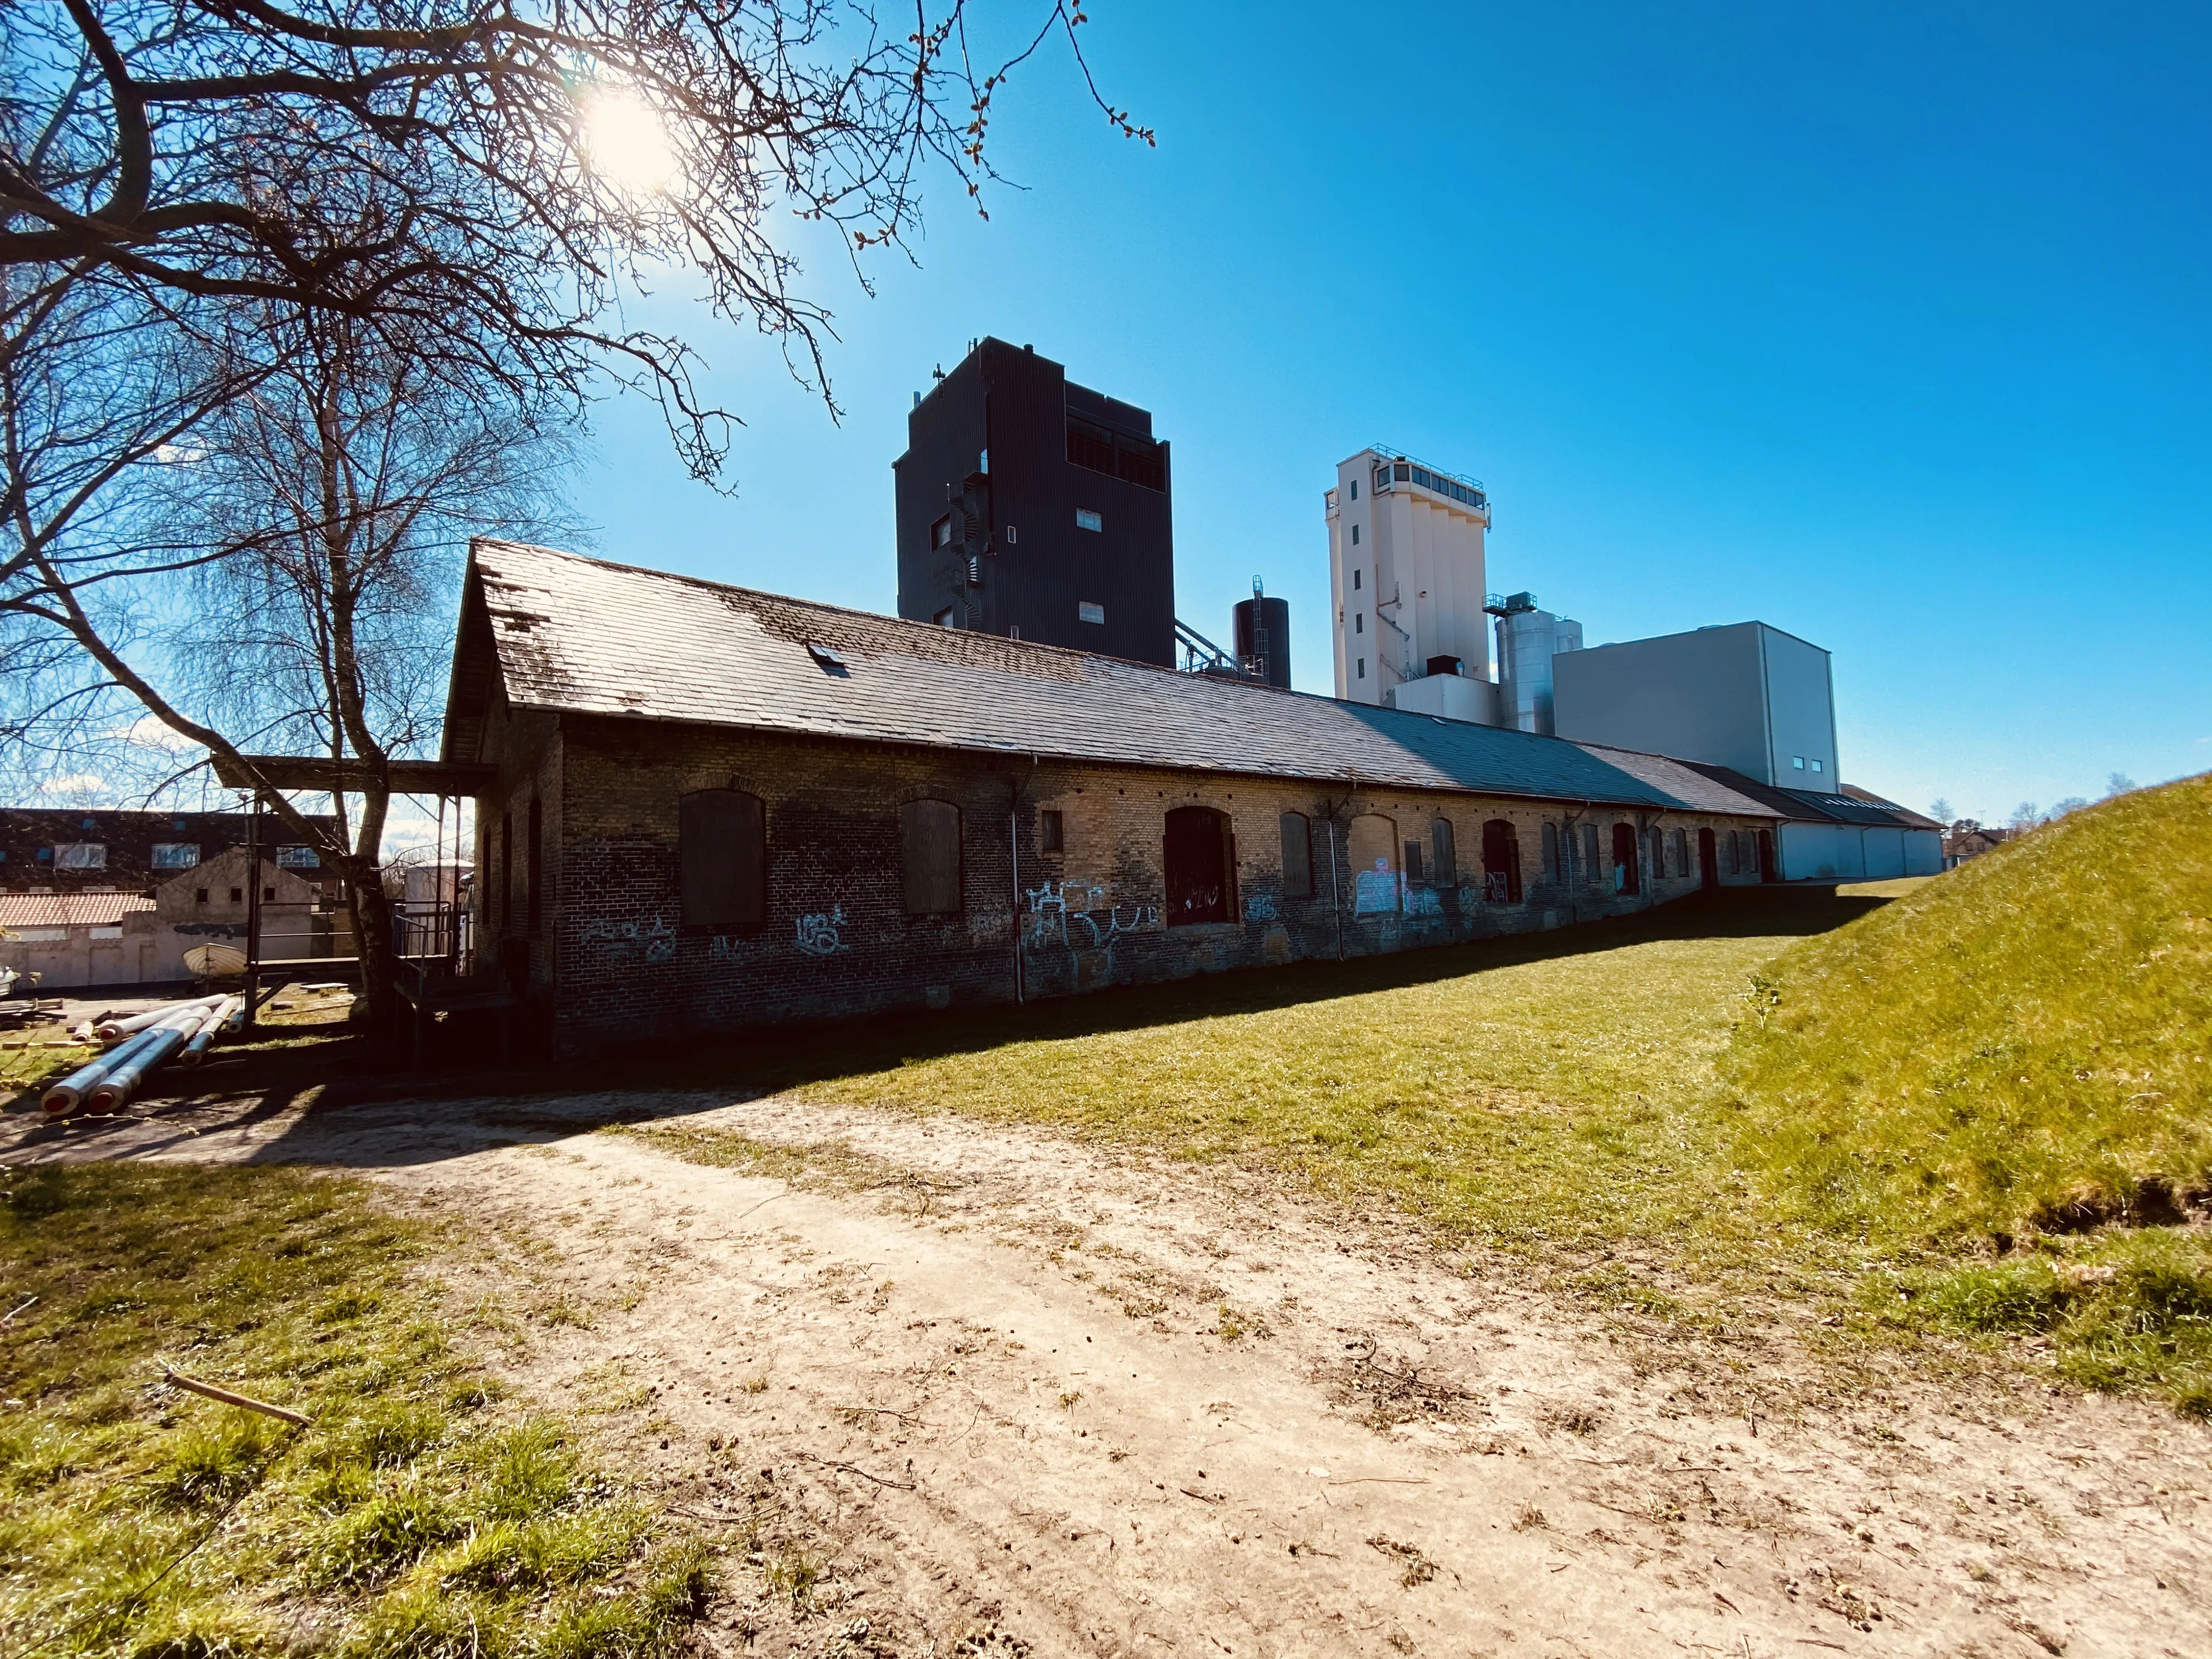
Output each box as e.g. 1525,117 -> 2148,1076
1165,806 -> 1235,925
1612,822 -> 1640,895
1649,826 -> 1667,881
1541,821 -> 1560,882
1347,813 -> 1399,913
1040,809 -> 1065,854
680,789 -> 766,928
1279,812 -> 1313,900
1403,838 -> 1425,883
1582,822 -> 1601,883
901,799 -> 962,916
1431,818 -> 1457,887
1481,819 -> 1522,904
1670,827 -> 1688,876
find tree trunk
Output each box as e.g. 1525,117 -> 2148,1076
345,865 -> 401,1038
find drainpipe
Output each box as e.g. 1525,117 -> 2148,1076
1329,776 -> 1357,961
1009,755 -> 1038,1005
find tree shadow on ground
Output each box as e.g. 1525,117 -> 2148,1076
3,885 -> 1889,1169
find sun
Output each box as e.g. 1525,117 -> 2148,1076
582,84 -> 678,196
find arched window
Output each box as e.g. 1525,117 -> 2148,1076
680,789 -> 766,927
1431,817 -> 1458,887
1481,819 -> 1523,904
1758,828 -> 1778,882
1611,822 -> 1640,895
901,799 -> 962,916
1279,812 -> 1313,900
1648,826 -> 1667,881
1670,827 -> 1688,877
1697,826 -> 1718,889
1723,831 -> 1740,875
1165,805 -> 1235,925
1347,813 -> 1398,914
1582,822 -> 1602,884
1541,821 -> 1561,882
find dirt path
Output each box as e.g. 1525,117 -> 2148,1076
9,1091 -> 2207,1657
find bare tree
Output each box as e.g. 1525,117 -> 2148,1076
3,0 -> 1148,472
160,312 -> 574,1026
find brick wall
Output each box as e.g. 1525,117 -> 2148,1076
502,713 -> 1774,1056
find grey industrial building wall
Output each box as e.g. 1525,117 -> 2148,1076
471,709 -> 1774,1057
1553,622 -> 1837,786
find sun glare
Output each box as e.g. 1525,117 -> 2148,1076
583,84 -> 678,195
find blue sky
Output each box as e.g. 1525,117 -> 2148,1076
573,1 -> 2211,825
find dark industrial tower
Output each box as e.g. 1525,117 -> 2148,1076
1233,579 -> 1292,690
894,338 -> 1175,667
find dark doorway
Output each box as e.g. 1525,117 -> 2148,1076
1758,829 -> 1778,882
1481,819 -> 1522,903
1611,822 -> 1640,895
1165,806 -> 1235,925
1698,827 -> 1718,890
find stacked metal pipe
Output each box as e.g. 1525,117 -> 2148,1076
42,994 -> 245,1116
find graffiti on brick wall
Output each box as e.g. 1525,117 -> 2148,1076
1404,885 -> 1444,918
1023,879 -> 1159,957
1353,858 -> 1399,915
1243,892 -> 1279,923
709,935 -> 741,961
794,904 -> 848,956
580,915 -> 676,964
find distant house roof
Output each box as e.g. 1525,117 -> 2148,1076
443,540 -> 1784,819
0,891 -> 155,929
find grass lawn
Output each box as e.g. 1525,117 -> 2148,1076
710,888 -> 1892,1313
0,1163 -> 709,1656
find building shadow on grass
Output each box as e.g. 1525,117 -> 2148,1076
3,884 -> 1891,1170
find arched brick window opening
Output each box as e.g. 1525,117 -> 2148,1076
1165,805 -> 1235,926
1279,812 -> 1314,900
680,788 -> 766,928
1758,829 -> 1778,883
1611,822 -> 1640,895
1481,819 -> 1522,904
901,799 -> 963,916
1699,826 -> 1719,889
1648,826 -> 1667,882
1581,822 -> 1602,884
1346,812 -> 1398,914
1541,821 -> 1561,882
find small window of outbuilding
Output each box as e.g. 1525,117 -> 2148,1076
1165,805 -> 1235,926
1481,819 -> 1522,904
1040,809 -> 1065,854
901,799 -> 962,916
1279,812 -> 1313,899
1431,817 -> 1457,886
680,788 -> 766,928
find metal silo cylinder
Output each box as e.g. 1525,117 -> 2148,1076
1233,595 -> 1292,689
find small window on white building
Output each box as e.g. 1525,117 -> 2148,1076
152,842 -> 200,869
1353,569 -> 1362,590
1357,658 -> 1366,679
1791,756 -> 1805,770
1810,758 -> 1824,773
1350,478 -> 1358,500
1075,508 -> 1103,532
1078,601 -> 1105,625
1354,613 -> 1363,634
1351,524 -> 1359,545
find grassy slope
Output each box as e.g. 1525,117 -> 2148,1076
0,1164 -> 708,1656
1723,776 -> 2212,1413
1725,776 -> 2212,1241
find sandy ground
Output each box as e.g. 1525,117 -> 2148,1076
7,1089 -> 2208,1658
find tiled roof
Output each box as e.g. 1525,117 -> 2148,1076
448,540 -> 1784,818
1679,763 -> 1941,830
0,891 -> 154,928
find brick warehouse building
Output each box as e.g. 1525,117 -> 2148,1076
442,541 -> 1786,1056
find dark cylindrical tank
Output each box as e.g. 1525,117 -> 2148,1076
1233,595 -> 1292,689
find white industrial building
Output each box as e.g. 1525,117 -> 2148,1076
1324,448 -> 1499,723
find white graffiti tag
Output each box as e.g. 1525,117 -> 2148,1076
579,914 -> 676,964
794,904 -> 848,956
